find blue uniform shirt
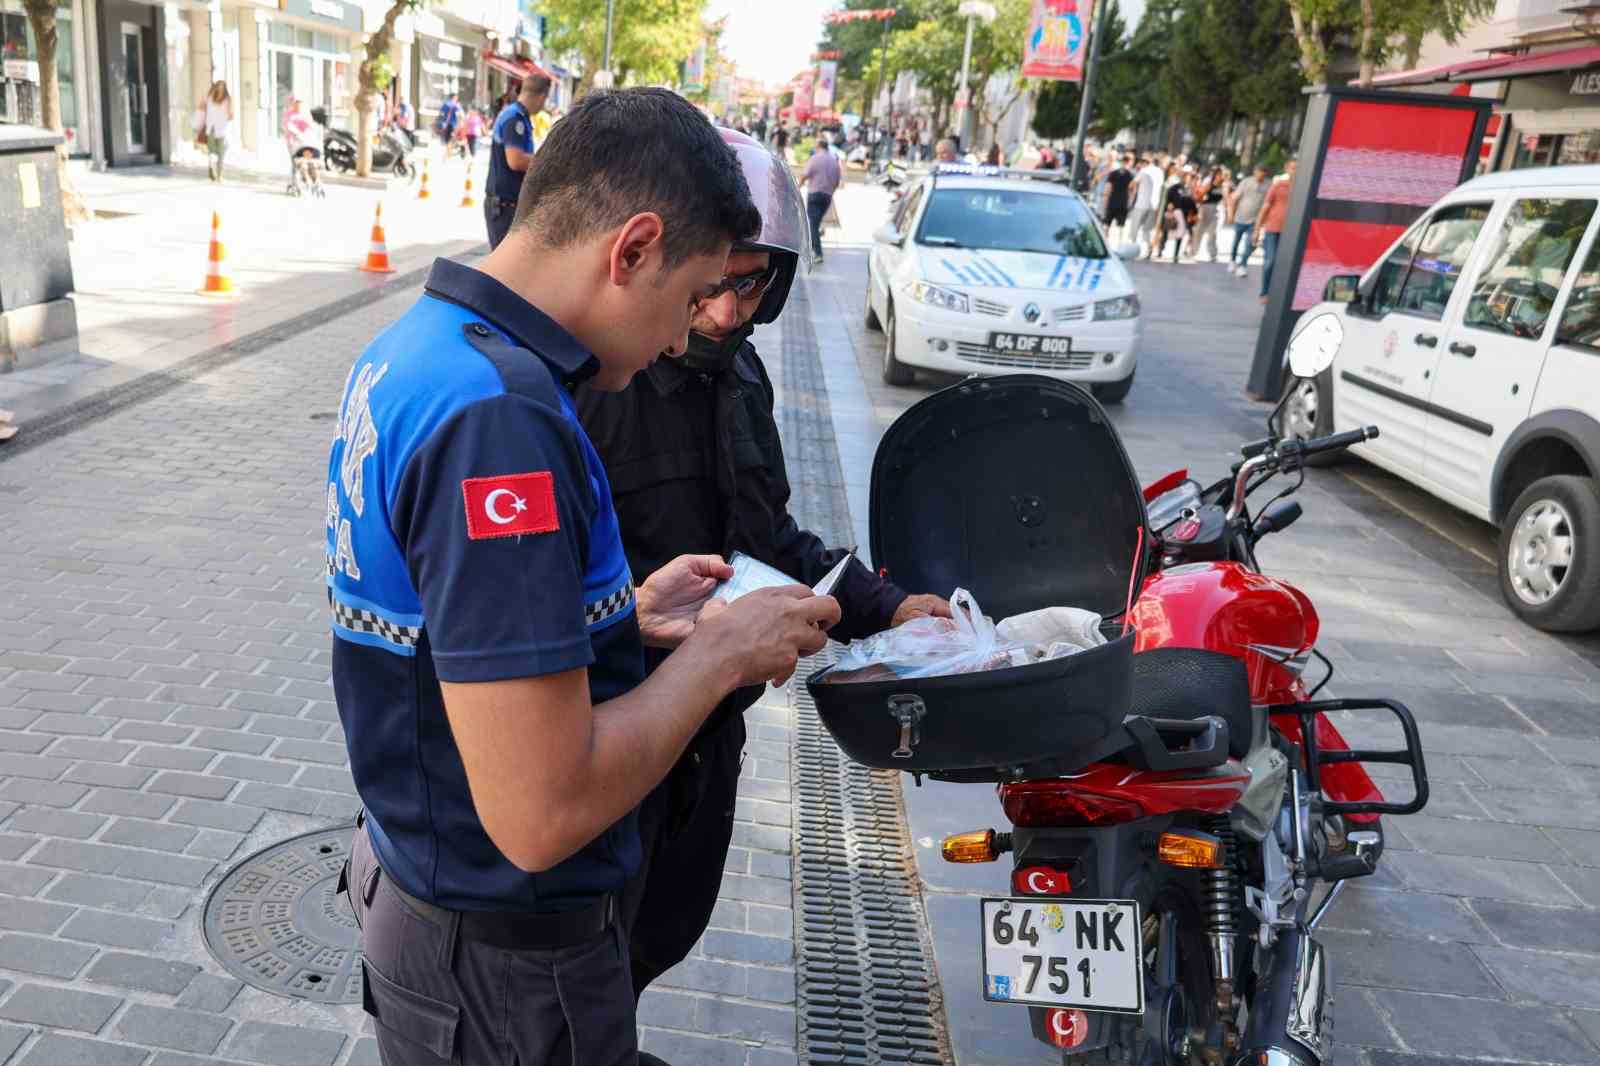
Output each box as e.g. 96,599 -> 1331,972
488,100 -> 533,203
325,258 -> 645,912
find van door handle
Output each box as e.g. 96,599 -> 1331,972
1414,333 -> 1438,347
1449,341 -> 1476,358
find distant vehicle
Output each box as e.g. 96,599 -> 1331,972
864,164 -> 1143,402
1285,164 -> 1600,631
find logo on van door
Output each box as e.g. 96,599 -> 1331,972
1383,329 -> 1398,358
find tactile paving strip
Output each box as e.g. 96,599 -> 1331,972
201,825 -> 362,1004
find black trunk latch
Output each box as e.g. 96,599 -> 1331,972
887,694 -> 926,759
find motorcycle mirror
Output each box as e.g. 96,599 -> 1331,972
1286,312 -> 1343,379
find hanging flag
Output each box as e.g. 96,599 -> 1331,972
1021,0 -> 1095,82
684,41 -> 707,93
793,69 -> 816,119
813,60 -> 838,110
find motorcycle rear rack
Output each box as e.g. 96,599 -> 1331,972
1281,698 -> 1429,817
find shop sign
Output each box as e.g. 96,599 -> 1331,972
3,59 -> 40,83
1571,70 -> 1600,95
278,0 -> 362,32
437,41 -> 463,62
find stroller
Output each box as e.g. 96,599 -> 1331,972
285,107 -> 327,198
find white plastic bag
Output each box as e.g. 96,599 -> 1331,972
996,606 -> 1106,655
831,588 -> 1029,681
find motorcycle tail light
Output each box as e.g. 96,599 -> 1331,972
1157,830 -> 1223,869
1046,1008 -> 1089,1049
1000,782 -> 1144,827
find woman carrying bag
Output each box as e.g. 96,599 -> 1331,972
196,81 -> 234,182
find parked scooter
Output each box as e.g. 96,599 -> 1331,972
805,313 -> 1428,1066
316,108 -> 415,181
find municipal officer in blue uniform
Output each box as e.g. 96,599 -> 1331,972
329,88 -> 840,1066
485,73 -> 551,249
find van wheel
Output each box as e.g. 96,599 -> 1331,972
883,301 -> 913,386
1092,372 -> 1135,405
1499,475 -> 1600,632
1279,369 -> 1341,467
864,270 -> 882,331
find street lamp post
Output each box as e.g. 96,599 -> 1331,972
1070,0 -> 1107,189
597,0 -> 615,88
953,0 -> 995,152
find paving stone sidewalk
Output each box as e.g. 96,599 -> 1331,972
0,275 -> 809,1065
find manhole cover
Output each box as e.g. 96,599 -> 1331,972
201,826 -> 361,1004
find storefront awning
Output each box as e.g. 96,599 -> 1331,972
482,53 -> 550,81
1371,55 -> 1517,87
1452,44 -> 1600,82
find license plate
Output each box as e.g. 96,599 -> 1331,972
980,897 -> 1143,1013
988,332 -> 1073,355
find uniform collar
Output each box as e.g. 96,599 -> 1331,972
424,258 -> 600,384
644,356 -> 694,395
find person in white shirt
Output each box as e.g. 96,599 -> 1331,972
196,81 -> 234,183
1126,155 -> 1162,256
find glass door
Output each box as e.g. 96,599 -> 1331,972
121,22 -> 146,152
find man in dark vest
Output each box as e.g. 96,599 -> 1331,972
485,73 -> 552,249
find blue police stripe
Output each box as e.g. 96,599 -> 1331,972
1047,256 -> 1067,288
979,256 -> 1016,287
940,258 -> 977,285
968,256 -> 1006,287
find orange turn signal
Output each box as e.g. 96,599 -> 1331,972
1157,830 -> 1224,869
942,829 -> 1000,864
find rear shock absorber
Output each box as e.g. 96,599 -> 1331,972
1204,817 -> 1241,1051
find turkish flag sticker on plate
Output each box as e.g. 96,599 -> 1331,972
462,472 -> 559,540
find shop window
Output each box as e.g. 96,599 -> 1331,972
1557,132 -> 1600,167
270,23 -> 294,46
1393,203 -> 1491,320
296,28 -> 314,50
1464,198 -> 1595,341
0,3 -> 77,141
1556,234 -> 1600,353
315,32 -> 338,53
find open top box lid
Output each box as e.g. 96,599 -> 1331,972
869,376 -> 1149,623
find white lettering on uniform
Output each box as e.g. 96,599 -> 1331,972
339,362 -> 389,518
326,481 -> 339,531
335,518 -> 361,580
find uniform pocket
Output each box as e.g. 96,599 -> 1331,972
363,957 -> 461,1063
552,925 -> 638,1066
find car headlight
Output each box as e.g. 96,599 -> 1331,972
1093,294 -> 1141,320
908,281 -> 969,314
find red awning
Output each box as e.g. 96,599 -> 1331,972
482,53 -> 550,81
1452,43 -> 1600,82
1371,55 -> 1516,86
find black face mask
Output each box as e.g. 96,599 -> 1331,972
678,320 -> 755,373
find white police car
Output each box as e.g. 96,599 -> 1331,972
864,165 -> 1143,402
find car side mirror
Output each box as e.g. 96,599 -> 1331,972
1323,274 -> 1361,305
874,223 -> 905,247
1115,242 -> 1141,259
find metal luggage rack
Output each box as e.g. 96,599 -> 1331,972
1273,697 -> 1431,817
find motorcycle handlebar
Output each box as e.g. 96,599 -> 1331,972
1300,425 -> 1380,456
1224,425 -> 1379,521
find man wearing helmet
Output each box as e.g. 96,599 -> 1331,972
577,129 -> 948,1017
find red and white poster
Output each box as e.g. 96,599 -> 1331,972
813,60 -> 838,110
792,69 -> 816,119
1021,0 -> 1095,83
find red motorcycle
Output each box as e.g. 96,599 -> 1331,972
808,316 -> 1428,1066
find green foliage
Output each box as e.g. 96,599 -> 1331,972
1031,79 -> 1080,141
1258,138 -> 1291,172
819,0 -> 920,85
538,0 -> 704,88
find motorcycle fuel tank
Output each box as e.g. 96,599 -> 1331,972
1130,562 -> 1320,705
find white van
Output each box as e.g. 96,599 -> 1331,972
1285,164 -> 1600,632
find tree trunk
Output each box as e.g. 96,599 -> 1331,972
21,0 -> 88,226
1357,0 -> 1376,87
1242,116 -> 1262,168
1403,28 -> 1423,70
355,0 -> 407,177
1287,1 -> 1327,88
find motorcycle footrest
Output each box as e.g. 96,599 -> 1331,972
1292,697 -> 1430,817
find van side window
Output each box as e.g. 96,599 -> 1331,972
1369,223 -> 1424,316
1392,203 -> 1492,320
1556,234 -> 1600,353
1464,198 -> 1595,342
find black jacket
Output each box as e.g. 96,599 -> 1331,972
576,341 -> 908,726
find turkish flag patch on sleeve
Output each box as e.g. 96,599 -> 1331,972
461,472 -> 560,540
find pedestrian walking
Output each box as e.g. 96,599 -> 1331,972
435,92 -> 463,153
1257,157 -> 1297,302
195,80 -> 233,182
1192,165 -> 1227,262
1128,154 -> 1161,254
332,87 -> 839,1066
1101,153 -> 1136,244
801,132 -> 842,264
1228,163 -> 1269,278
462,107 -> 486,157
577,128 -> 949,1012
281,97 -> 323,196
484,73 -> 552,250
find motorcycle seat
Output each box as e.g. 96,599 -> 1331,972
1129,648 -> 1254,759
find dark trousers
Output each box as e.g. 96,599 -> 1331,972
620,712 -> 746,997
349,825 -> 637,1066
485,197 -> 515,251
1260,230 -> 1281,297
1231,222 -> 1255,266
806,191 -> 832,259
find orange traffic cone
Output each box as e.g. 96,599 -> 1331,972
359,202 -> 397,274
417,160 -> 431,200
196,211 -> 237,298
459,162 -> 477,208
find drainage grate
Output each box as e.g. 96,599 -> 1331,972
201,826 -> 362,1004
780,276 -> 951,1064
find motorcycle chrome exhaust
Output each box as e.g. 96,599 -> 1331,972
1232,928 -> 1330,1066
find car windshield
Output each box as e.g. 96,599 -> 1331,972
917,187 -> 1108,259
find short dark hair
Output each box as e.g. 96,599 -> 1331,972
524,74 -> 552,96
513,87 -> 759,268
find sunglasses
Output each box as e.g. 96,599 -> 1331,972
697,266 -> 778,306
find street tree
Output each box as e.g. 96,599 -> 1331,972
19,0 -> 89,223
1284,0 -> 1347,87
818,0 -> 922,116
541,0 -> 705,92
1194,0 -> 1303,164
1162,1 -> 1232,146
355,0 -> 423,177
880,0 -> 1029,143
1357,0 -> 1495,84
